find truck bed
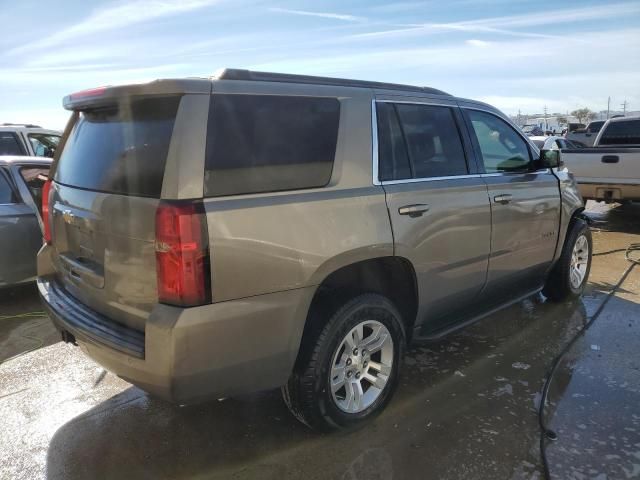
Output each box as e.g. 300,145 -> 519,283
562,147 -> 640,201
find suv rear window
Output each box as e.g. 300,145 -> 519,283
599,119 -> 640,145
54,96 -> 181,197
204,94 -> 340,197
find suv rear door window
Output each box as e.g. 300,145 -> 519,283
0,132 -> 26,156
466,110 -> 531,173
54,96 -> 181,197
599,120 -> 640,145
376,103 -> 412,181
204,94 -> 340,197
395,104 -> 468,178
376,102 -> 468,181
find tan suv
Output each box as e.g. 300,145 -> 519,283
38,69 -> 591,430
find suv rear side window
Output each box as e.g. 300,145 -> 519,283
599,120 -> 640,145
377,102 -> 468,181
0,132 -> 26,156
466,110 -> 531,173
55,96 -> 181,197
204,94 -> 340,197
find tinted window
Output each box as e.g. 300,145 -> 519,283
467,110 -> 531,173
204,94 -> 339,197
0,170 -> 16,203
394,104 -> 467,178
599,119 -> 640,145
587,121 -> 605,133
28,133 -> 60,158
55,96 -> 181,197
376,103 -> 411,181
0,132 -> 26,155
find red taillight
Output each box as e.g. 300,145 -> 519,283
42,179 -> 52,244
155,200 -> 211,307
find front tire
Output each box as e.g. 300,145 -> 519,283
543,218 -> 592,301
282,294 -> 405,431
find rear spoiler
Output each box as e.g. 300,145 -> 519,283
62,78 -> 212,111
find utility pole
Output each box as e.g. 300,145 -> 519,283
543,105 -> 548,130
607,96 -> 610,119
621,100 -> 628,116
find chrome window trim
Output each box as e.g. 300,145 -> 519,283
371,99 -> 473,186
375,99 -> 458,108
371,99 -> 381,186
379,174 -> 482,186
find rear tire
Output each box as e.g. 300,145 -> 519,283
543,218 -> 592,301
282,293 -> 405,431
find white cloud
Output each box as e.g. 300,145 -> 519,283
348,2 -> 640,40
9,0 -> 221,54
269,7 -> 365,22
466,39 -> 490,47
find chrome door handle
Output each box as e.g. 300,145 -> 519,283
493,194 -> 513,204
398,204 -> 430,217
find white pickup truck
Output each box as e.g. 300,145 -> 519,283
562,117 -> 640,203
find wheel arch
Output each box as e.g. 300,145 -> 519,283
293,255 -> 419,370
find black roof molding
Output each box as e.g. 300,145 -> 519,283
214,68 -> 450,96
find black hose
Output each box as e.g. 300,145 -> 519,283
538,243 -> 640,479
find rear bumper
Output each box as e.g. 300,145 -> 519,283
577,182 -> 640,201
38,276 -> 315,404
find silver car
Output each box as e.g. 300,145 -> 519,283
0,156 -> 51,288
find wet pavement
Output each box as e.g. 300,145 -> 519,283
1,201 -> 639,480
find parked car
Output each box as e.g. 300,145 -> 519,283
565,120 -> 606,147
0,124 -> 61,158
530,136 -> 585,150
521,124 -> 545,136
0,156 -> 51,288
562,116 -> 640,203
38,70 -> 591,430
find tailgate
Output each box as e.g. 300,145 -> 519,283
562,149 -> 640,185
49,95 -> 182,331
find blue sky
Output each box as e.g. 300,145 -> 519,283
2,0 -> 639,128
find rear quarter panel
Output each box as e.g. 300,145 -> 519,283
202,84 -> 393,302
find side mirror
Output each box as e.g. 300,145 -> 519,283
540,149 -> 562,169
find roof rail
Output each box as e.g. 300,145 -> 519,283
213,68 -> 450,96
1,122 -> 42,128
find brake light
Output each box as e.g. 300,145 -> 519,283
42,179 -> 52,244
69,86 -> 107,100
155,200 -> 211,307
